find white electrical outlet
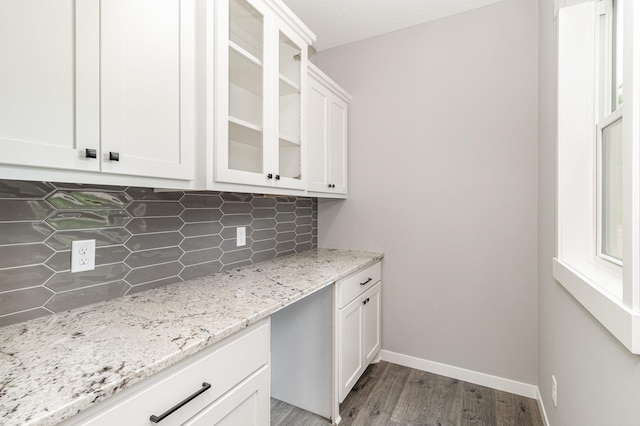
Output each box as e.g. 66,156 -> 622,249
237,226 -> 246,247
71,240 -> 96,273
552,375 -> 558,407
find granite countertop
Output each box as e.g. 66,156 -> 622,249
0,248 -> 383,426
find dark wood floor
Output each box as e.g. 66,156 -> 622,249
272,361 -> 543,426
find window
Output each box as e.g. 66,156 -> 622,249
555,0 -> 640,353
596,0 -> 624,265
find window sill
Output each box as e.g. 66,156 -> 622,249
553,258 -> 640,354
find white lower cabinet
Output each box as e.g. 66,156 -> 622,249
62,319 -> 269,426
337,262 -> 382,403
183,366 -> 269,426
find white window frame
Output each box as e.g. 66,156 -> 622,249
555,0 -> 640,353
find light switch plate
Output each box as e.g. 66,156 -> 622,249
71,240 -> 96,273
237,227 -> 246,247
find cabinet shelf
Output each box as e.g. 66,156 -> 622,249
279,74 -> 300,96
279,135 -> 300,147
230,43 -> 262,97
229,117 -> 262,148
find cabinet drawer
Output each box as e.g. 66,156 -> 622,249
68,320 -> 269,426
337,262 -> 381,309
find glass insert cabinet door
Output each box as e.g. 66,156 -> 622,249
221,0 -> 265,184
276,30 -> 304,185
214,0 -> 307,190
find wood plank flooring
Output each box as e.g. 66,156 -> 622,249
271,361 -> 543,426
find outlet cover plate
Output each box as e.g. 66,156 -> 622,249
71,239 -> 96,273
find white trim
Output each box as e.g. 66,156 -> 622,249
378,350 -> 538,399
536,387 -> 551,426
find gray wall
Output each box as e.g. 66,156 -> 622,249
0,180 -> 317,327
537,0 -> 640,424
315,0 -> 539,385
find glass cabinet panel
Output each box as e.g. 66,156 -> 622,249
277,31 -> 302,180
228,0 -> 264,175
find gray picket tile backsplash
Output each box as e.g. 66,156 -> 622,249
0,180 -> 318,327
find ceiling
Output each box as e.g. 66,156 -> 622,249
282,0 -> 507,51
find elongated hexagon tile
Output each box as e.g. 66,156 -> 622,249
275,222 -> 295,232
0,200 -> 54,221
220,237 -> 253,252
0,244 -> 54,269
125,261 -> 184,286
125,217 -> 184,235
180,209 -> 223,223
45,281 -> 130,313
0,222 -> 54,245
180,222 -> 223,238
126,187 -> 183,201
46,191 -> 132,209
295,216 -> 313,226
275,231 -> 295,243
295,198 -> 313,207
180,194 -> 223,209
0,180 -> 55,199
221,202 -> 253,214
45,228 -> 131,250
295,207 -> 313,217
252,229 -> 277,241
221,192 -> 253,202
251,208 -> 277,219
0,307 -> 51,328
295,233 -> 313,244
0,287 -> 54,316
126,201 -> 184,217
275,241 -> 296,253
46,210 -> 131,230
125,232 -> 183,252
252,218 -> 276,230
251,196 -> 277,208
220,214 -> 252,227
251,239 -> 276,252
0,265 -> 55,292
275,203 -> 296,213
125,246 -> 184,268
250,249 -> 277,264
179,261 -> 222,281
179,247 -> 223,266
180,235 -> 223,252
296,242 -> 313,252
275,212 -> 296,223
126,276 -> 183,295
295,224 -> 313,235
220,248 -> 252,265
45,264 -> 131,292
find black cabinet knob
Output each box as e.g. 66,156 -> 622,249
267,173 -> 273,179
85,148 -> 97,159
275,175 -> 280,180
109,152 -> 120,161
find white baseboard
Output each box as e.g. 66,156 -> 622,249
379,349 -> 538,399
536,387 -> 551,426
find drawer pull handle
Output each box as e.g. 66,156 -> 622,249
85,148 -> 97,159
109,151 -> 120,161
150,382 -> 211,423
362,297 -> 370,305
360,278 -> 372,286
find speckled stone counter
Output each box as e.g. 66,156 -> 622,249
0,249 -> 383,426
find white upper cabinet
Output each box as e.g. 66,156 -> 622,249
0,0 -> 195,185
100,0 -> 195,180
0,0 -> 99,172
306,63 -> 350,197
211,0 -> 314,191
